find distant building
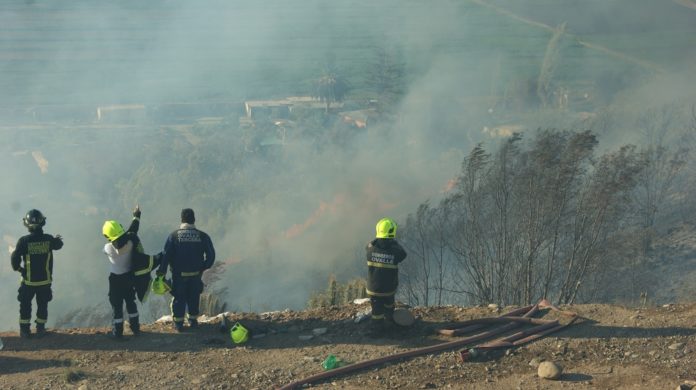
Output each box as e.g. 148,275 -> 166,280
243,96 -> 343,121
243,100 -> 291,121
96,104 -> 146,124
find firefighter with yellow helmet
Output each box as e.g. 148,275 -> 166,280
102,205 -> 160,339
365,217 -> 407,337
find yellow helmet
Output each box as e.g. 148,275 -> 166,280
375,217 -> 397,238
230,322 -> 249,344
151,276 -> 171,295
102,220 -> 125,241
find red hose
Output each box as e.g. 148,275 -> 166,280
277,304 -> 540,390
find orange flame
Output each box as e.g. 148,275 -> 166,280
442,177 -> 458,193
284,194 -> 346,239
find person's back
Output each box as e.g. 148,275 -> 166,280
365,218 -> 406,337
10,209 -> 63,338
165,225 -> 214,275
366,237 -> 407,296
101,206 -> 144,339
158,208 -> 215,331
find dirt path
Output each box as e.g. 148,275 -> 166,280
1,303 -> 695,389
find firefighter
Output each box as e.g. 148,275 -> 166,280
102,205 -> 159,338
10,209 -> 63,338
157,208 -> 215,332
365,217 -> 407,337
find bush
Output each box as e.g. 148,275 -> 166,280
307,275 -> 367,308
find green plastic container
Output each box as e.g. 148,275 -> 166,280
322,354 -> 339,370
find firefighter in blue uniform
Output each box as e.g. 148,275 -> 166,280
365,217 -> 407,336
10,209 -> 63,338
157,208 -> 215,332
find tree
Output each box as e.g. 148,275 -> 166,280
314,72 -> 350,113
410,129 -> 646,306
555,144 -> 644,304
367,43 -> 406,111
400,201 -> 450,306
633,105 -> 689,254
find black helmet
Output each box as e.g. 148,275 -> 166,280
23,209 -> 46,229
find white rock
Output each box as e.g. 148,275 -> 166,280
298,335 -> 314,341
353,298 -> 370,305
487,303 -> 499,310
537,361 -> 563,380
669,342 -> 686,350
354,309 -> 371,323
393,308 -> 415,326
312,328 -> 328,336
155,315 -> 173,323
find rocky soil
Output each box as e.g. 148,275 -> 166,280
1,302 -> 695,389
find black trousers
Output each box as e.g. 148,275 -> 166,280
171,276 -> 203,324
108,273 -> 138,324
370,295 -> 395,322
18,284 -> 52,326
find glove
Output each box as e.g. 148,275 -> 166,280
133,205 -> 141,219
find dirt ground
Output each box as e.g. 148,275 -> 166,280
1,302 -> 695,390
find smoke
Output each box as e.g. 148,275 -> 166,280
1,0 -> 695,329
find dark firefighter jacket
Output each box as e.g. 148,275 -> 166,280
113,217 -> 161,302
11,229 -> 63,287
158,224 -> 215,278
365,238 -> 407,297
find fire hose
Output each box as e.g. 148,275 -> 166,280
277,299 -> 577,390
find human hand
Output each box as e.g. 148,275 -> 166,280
133,204 -> 141,218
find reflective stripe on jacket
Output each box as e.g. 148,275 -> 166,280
11,230 -> 63,286
365,238 -> 407,296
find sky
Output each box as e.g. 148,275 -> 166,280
0,0 -> 694,330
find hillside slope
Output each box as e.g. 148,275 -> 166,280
1,302 -> 695,389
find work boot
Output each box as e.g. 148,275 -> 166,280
129,317 -> 141,335
188,319 -> 199,330
35,323 -> 47,338
174,322 -> 185,333
19,324 -> 32,339
111,322 -> 124,339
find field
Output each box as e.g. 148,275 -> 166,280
1,0 -> 694,107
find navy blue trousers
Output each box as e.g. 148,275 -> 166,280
171,276 -> 203,324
